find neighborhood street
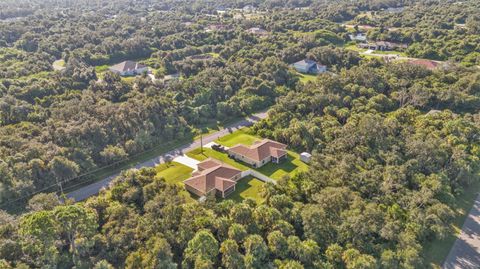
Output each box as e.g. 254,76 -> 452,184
443,194 -> 480,269
66,111 -> 268,201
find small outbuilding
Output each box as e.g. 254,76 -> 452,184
300,152 -> 312,164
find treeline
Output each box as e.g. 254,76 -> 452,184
1,60 -> 479,268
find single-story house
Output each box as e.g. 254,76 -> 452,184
349,33 -> 367,42
408,59 -> 440,70
183,158 -> 242,198
247,27 -> 269,36
228,139 -> 287,168
109,61 -> 148,76
300,152 -> 312,164
292,59 -> 327,74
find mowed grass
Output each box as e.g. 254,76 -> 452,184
155,162 -> 197,202
422,179 -> 480,268
227,176 -> 265,203
186,148 -> 250,171
297,72 -> 318,83
215,128 -> 260,147
256,151 -> 308,180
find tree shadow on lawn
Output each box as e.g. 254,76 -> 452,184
227,176 -> 264,203
255,153 -> 299,177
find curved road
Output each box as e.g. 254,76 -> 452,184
66,111 -> 268,201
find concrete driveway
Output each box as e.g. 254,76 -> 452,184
443,194 -> 480,269
173,155 -> 200,170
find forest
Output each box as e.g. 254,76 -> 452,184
0,0 -> 479,268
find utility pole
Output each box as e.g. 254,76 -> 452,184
56,177 -> 64,195
200,134 -> 203,153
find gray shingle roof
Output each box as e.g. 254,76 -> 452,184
109,61 -> 147,72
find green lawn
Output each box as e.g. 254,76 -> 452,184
186,148 -> 250,171
207,52 -> 220,58
256,151 -> 308,180
155,162 -> 197,202
227,176 -> 265,203
215,128 -> 260,147
422,179 -> 480,268
297,73 -> 318,83
95,65 -> 110,73
156,162 -> 193,184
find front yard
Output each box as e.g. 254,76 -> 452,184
155,161 -> 197,202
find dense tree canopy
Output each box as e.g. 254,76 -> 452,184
0,0 -> 479,268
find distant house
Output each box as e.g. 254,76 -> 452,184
300,152 -> 312,164
183,158 -> 242,198
358,41 -> 408,51
292,59 -> 327,74
242,5 -> 256,12
349,33 -> 367,42
109,61 -> 148,76
228,139 -> 287,168
246,27 -> 269,36
216,7 -> 227,14
408,59 -> 441,70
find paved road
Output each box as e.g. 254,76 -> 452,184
66,111 -> 268,201
443,194 -> 480,269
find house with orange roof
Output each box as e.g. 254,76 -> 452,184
408,59 -> 441,70
183,158 -> 242,198
227,139 -> 287,168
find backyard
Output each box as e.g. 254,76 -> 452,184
227,176 -> 265,203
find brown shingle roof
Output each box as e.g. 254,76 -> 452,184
228,139 -> 287,162
184,158 -> 242,195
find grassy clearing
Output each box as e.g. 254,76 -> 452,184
344,44 -> 367,53
155,161 -> 197,202
95,65 -> 110,73
227,176 -> 265,203
422,179 -> 480,268
207,52 -> 220,58
215,128 -> 260,147
297,73 -> 318,83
